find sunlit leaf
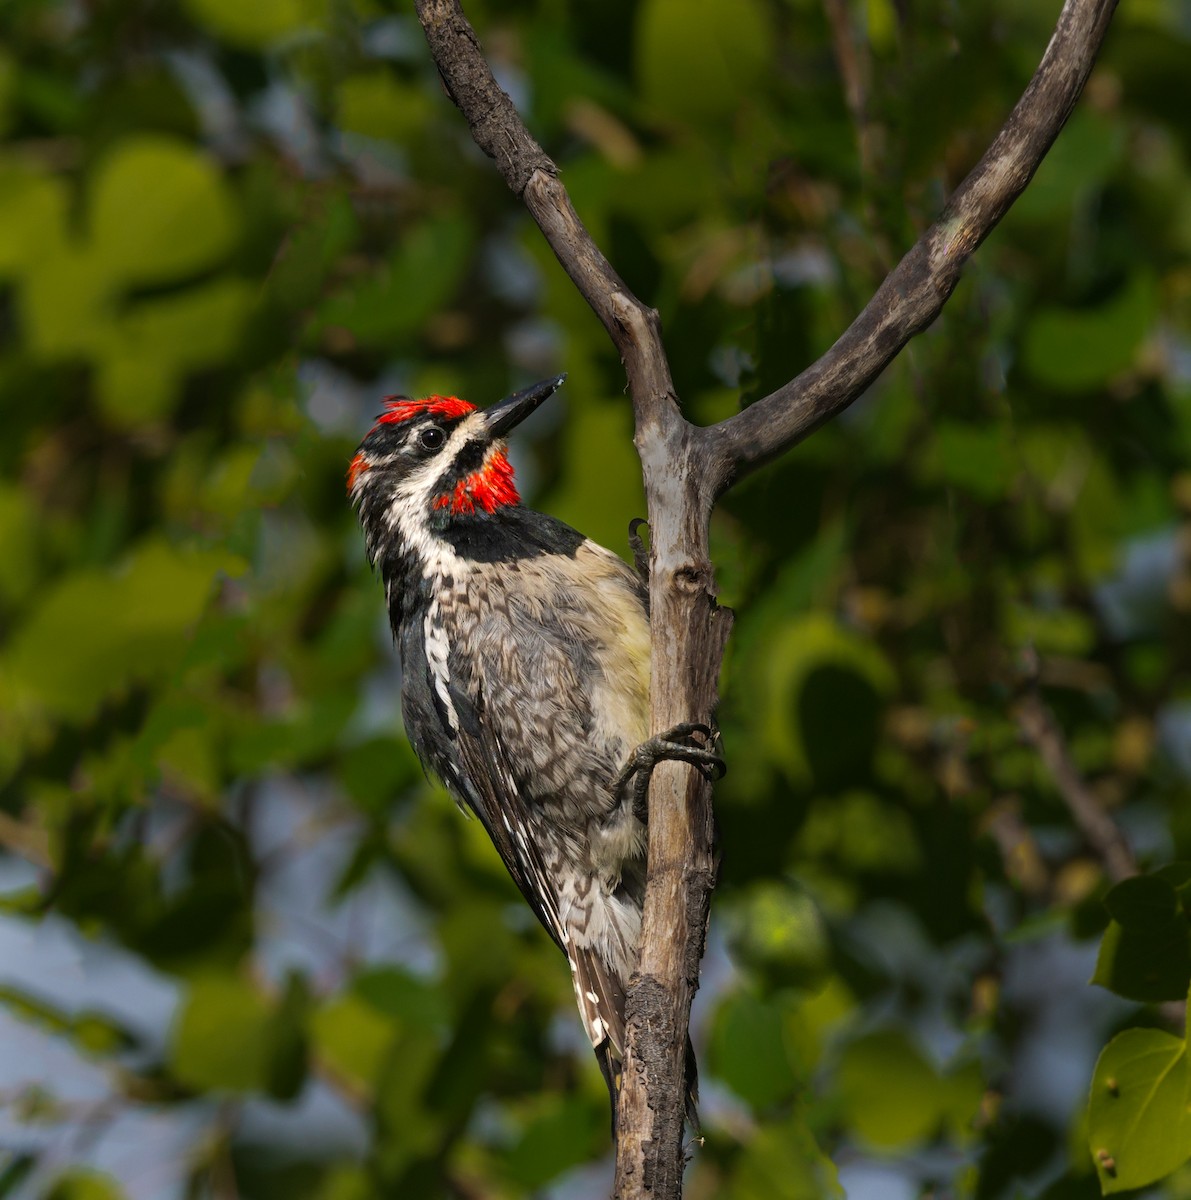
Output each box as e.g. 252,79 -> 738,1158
837,1030 -> 981,1150
728,881 -> 832,990
0,162 -> 68,275
44,1171 -> 126,1200
1087,1012 -> 1191,1194
171,975 -> 275,1093
183,0 -> 326,48
760,614 -> 895,786
89,136 -> 239,285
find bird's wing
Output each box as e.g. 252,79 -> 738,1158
446,674 -> 627,1062
445,675 -> 569,954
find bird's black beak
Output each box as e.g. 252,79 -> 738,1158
483,374 -> 566,439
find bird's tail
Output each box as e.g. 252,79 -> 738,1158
592,1020 -> 700,1136
568,895 -> 699,1134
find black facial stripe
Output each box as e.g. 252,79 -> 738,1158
426,436 -> 490,499
446,437 -> 488,476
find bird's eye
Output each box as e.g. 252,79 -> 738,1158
419,426 -> 445,451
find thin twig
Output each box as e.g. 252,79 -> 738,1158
822,0 -> 880,181
0,811 -> 51,870
1014,688 -> 1137,885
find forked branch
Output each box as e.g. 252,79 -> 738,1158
701,0 -> 1121,494
413,1 -> 1119,1196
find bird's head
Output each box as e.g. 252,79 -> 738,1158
349,374 -> 565,567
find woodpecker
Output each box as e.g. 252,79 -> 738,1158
349,375 -> 720,1126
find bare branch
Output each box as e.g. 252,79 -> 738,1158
415,0 -> 681,440
702,0 -> 1120,493
1014,688 -> 1137,886
1011,685 -> 1186,1034
416,4 -> 725,1194
415,0 -> 554,195
822,0 -> 880,181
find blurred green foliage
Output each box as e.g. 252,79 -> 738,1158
0,1 -> 1189,1198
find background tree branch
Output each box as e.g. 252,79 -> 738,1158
1014,687 -> 1137,886
700,0 -> 1121,493
415,1 -> 1120,1196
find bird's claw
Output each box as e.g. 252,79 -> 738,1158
628,518 -> 649,584
614,721 -> 726,821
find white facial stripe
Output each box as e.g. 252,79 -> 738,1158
392,412 -> 486,504
378,411 -> 489,579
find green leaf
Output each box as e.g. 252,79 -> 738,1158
1105,873 -> 1183,928
797,790 -> 922,875
1011,109 -> 1126,222
44,1171 -> 126,1200
836,1031 -> 981,1149
0,483 -> 40,605
709,990 -> 800,1109
726,1110 -> 844,1200
546,393 -> 646,559
311,212 -> 474,349
183,0 -> 327,49
504,1097 -> 602,1190
635,0 -> 773,125
352,967 -> 445,1033
1006,603 -> 1096,657
918,421 -> 1014,501
1021,274 -> 1157,392
310,993 -> 399,1094
759,614 -> 895,786
1092,870 -> 1191,1002
2,539 -> 238,721
728,882 -> 832,991
89,136 -> 239,285
0,161 -> 68,276
1087,1018 -> 1191,1193
95,277 -> 254,422
171,975 -> 275,1093
337,71 -> 432,144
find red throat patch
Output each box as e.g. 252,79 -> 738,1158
434,449 -> 520,516
346,451 -> 369,493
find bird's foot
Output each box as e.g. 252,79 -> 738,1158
628,518 -> 650,584
613,722 -> 726,822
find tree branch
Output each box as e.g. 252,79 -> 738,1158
701,0 -> 1120,493
822,0 -> 879,182
413,0 -> 1119,1195
1014,688 -> 1137,886
416,5 -> 724,1194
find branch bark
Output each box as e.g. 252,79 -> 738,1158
414,1 -> 1119,1195
1014,688 -> 1137,886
